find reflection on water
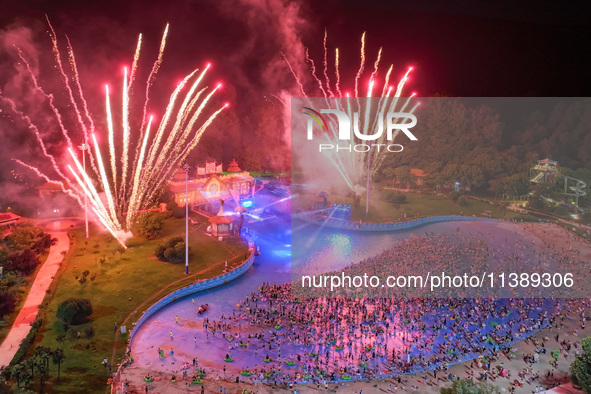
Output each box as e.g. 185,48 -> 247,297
137,216 -> 548,326
129,215 -> 561,382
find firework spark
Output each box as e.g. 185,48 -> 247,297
286,32 -> 418,193
2,24 -> 226,247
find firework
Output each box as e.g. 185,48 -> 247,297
2,23 -> 226,247
286,32 -> 418,193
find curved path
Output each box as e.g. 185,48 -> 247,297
0,220 -> 72,368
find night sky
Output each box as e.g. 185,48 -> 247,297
2,0 -> 590,97
1,0 -> 590,203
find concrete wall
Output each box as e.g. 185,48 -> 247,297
293,213 -> 494,232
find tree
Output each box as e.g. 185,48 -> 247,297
52,348 -> 65,382
135,212 -> 165,239
166,200 -> 179,211
4,249 -> 41,276
0,292 -> 17,318
34,346 -> 52,372
155,236 -> 186,263
8,362 -> 24,389
56,298 -> 93,325
35,359 -> 49,393
386,192 -> 407,205
441,378 -> 501,394
171,206 -> 185,219
4,223 -> 56,254
571,336 -> 591,393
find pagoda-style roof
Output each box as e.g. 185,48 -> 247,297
208,215 -> 237,225
227,158 -> 241,173
538,158 -> 558,164
0,212 -> 20,225
410,168 -> 428,177
37,181 -> 68,190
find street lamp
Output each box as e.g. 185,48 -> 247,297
366,146 -> 371,218
182,163 -> 194,275
78,143 -> 89,238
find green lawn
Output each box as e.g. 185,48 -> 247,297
25,214 -> 248,393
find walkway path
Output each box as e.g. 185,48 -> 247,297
0,224 -> 71,368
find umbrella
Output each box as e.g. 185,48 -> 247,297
235,206 -> 248,213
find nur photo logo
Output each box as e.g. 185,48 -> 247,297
302,106 -> 418,153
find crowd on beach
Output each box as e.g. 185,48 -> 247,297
295,225 -> 587,298
122,223 -> 590,393
201,283 -> 563,387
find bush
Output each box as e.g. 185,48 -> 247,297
4,223 -> 56,254
0,270 -> 25,289
135,212 -> 165,239
3,249 -> 41,276
528,196 -> 545,210
84,326 -> 96,339
440,378 -> 500,393
155,236 -> 186,263
458,196 -> 469,207
386,192 -> 407,205
166,200 -> 179,211
448,191 -> 462,201
171,206 -> 185,219
56,298 -> 93,325
571,336 -> 591,393
0,292 -> 17,318
8,318 -> 43,368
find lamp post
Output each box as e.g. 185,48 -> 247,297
78,143 -> 89,238
182,163 -> 193,275
366,147 -> 371,218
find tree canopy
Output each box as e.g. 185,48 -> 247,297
571,336 -> 591,393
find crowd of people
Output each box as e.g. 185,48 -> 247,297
188,227 -> 588,388
295,225 -> 587,299
122,222 -> 590,393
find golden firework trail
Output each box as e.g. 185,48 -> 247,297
2,23 -> 226,247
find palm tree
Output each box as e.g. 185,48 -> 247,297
10,362 -> 24,389
35,361 -> 49,393
21,369 -> 32,390
52,348 -> 66,382
35,346 -> 53,373
24,357 -> 36,380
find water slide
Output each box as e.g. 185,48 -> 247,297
531,169 -> 586,214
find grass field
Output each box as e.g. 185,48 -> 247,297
24,213 -> 248,393
296,189 -> 531,222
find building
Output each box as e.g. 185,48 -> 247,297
0,212 -> 20,228
208,200 -> 237,237
169,159 -> 255,211
409,169 -> 428,186
37,181 -> 68,199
